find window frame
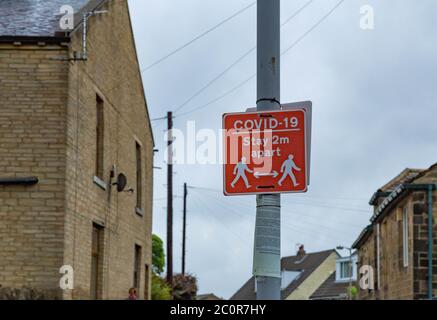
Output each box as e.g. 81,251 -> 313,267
135,141 -> 143,214
90,223 -> 104,300
95,95 -> 105,181
133,244 -> 142,290
402,205 -> 409,268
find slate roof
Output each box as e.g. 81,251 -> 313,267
0,0 -> 92,37
197,293 -> 222,301
230,249 -> 336,300
310,272 -> 349,300
379,168 -> 425,193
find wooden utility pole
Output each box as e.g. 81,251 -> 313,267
166,111 -> 173,284
182,183 -> 188,275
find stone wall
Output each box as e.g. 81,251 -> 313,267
356,231 -> 377,300
413,166 -> 437,299
0,0 -> 153,300
356,164 -> 437,300
377,198 -> 414,300
0,44 -> 69,297
63,0 -> 154,300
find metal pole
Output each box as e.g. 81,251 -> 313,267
166,112 -> 173,285
182,183 -> 188,275
254,0 -> 281,300
349,248 -> 353,300
428,185 -> 433,300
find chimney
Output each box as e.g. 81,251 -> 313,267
297,245 -> 306,257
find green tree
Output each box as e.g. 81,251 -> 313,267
152,234 -> 165,275
151,273 -> 172,300
151,234 -> 172,300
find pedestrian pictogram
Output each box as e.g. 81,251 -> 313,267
278,154 -> 301,187
223,107 -> 310,196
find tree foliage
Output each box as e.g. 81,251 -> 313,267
152,234 -> 165,275
151,273 -> 172,300
172,274 -> 198,300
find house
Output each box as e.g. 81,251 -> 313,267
310,253 -> 357,300
231,247 -> 338,300
0,0 -> 154,299
353,164 -> 437,300
197,293 -> 223,301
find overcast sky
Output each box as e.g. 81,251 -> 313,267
127,0 -> 437,299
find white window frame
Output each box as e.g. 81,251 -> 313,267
340,261 -> 352,279
335,256 -> 357,282
402,206 -> 409,267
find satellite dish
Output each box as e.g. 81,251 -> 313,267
116,173 -> 127,192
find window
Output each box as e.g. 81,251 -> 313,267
340,261 -> 352,279
95,95 -> 104,179
336,256 -> 357,282
133,245 -> 142,289
144,264 -> 150,300
135,142 -> 142,211
402,206 -> 409,267
91,224 -> 104,299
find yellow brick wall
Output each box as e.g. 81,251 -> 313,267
0,45 -> 69,299
63,0 -> 153,300
0,0 -> 153,300
285,252 -> 337,300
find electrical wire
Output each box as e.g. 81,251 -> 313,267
192,188 -> 351,243
172,0 -> 314,115
189,186 -> 370,214
281,0 -> 345,56
173,0 -> 345,119
141,1 -> 257,73
196,189 -> 364,237
190,190 -> 252,248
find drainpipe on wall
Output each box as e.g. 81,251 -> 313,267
376,223 -> 381,295
428,184 -> 434,300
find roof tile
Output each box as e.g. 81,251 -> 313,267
0,0 -> 89,37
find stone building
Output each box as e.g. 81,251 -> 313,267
353,164 -> 437,300
0,0 -> 154,299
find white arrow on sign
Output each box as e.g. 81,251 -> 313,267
254,171 -> 279,179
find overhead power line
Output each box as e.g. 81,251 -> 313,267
281,0 -> 345,56
106,2 -> 256,96
172,0 -> 314,115
190,189 -> 354,243
173,47 -> 257,113
174,0 -> 345,119
142,1 -> 257,73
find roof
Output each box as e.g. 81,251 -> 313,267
352,225 -> 373,249
230,249 -> 336,300
369,168 -> 425,205
0,0 -> 90,37
197,293 -> 222,301
356,163 -> 437,249
310,272 -> 349,300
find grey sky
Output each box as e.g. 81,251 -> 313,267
127,0 -> 437,298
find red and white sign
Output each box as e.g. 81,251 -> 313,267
223,108 -> 309,196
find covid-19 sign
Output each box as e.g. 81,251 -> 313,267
223,102 -> 311,196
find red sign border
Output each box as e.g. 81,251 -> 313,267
222,108 -> 308,196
